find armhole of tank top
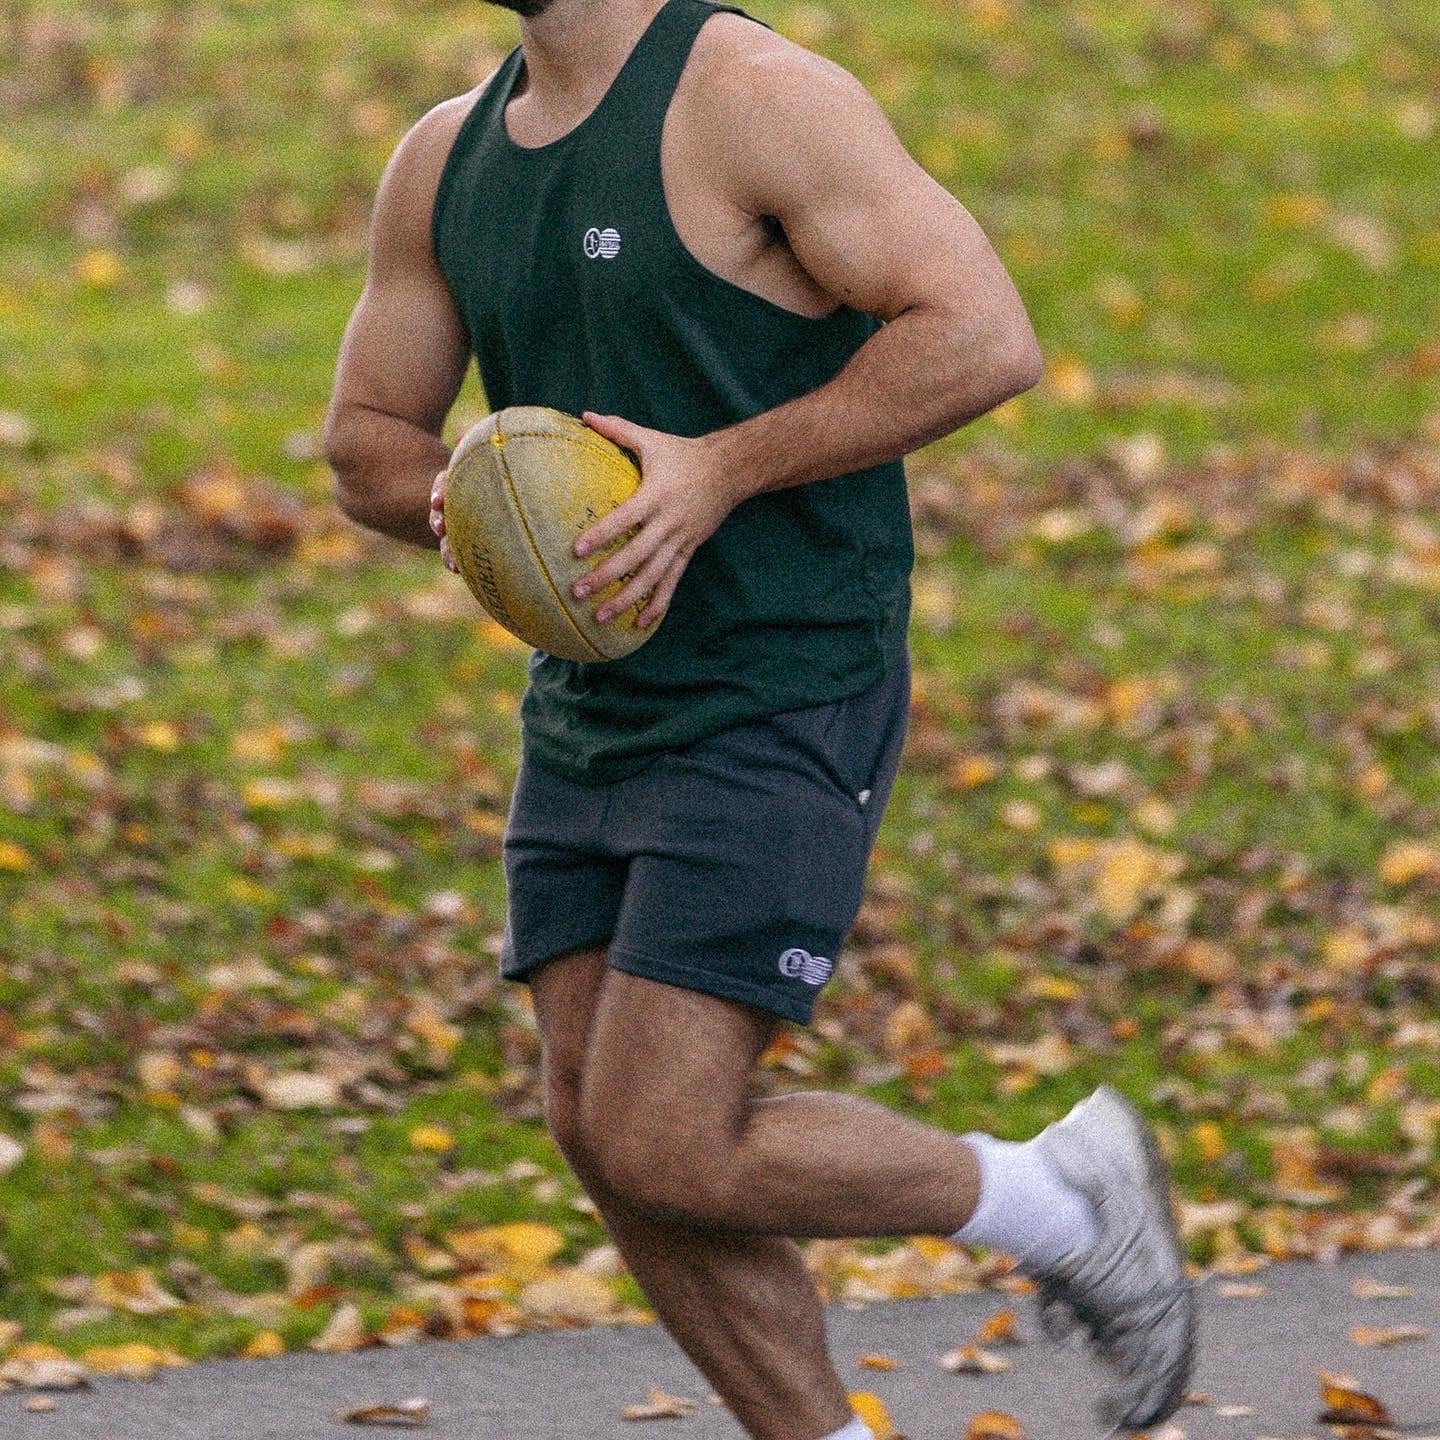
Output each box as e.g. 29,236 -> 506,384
655,9 -> 854,329
429,55 -> 519,270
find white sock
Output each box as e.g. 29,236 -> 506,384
949,1131 -> 1099,1273
819,1417 -> 875,1440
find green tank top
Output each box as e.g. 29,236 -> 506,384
432,0 -> 913,785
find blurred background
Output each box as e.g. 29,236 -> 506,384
0,0 -> 1437,1375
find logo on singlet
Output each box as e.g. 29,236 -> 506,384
583,227 -> 622,260
778,948 -> 833,986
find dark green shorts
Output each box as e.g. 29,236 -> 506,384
499,648 -> 911,1025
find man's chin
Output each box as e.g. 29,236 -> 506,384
489,0 -> 560,15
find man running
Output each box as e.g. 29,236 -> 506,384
323,2 -> 1198,1436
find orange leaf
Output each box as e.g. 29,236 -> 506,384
968,1410 -> 1024,1440
977,1309 -> 1022,1345
1317,1370 -> 1394,1424
859,1354 -> 900,1371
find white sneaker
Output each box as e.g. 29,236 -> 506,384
1028,1085 -> 1200,1429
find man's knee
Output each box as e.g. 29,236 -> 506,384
544,1070 -> 603,1186
580,1100 -> 734,1220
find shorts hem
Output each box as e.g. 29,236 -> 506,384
501,934 -> 616,985
606,945 -> 818,1027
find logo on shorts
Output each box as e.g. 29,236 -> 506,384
778,948 -> 833,986
583,227 -> 622,260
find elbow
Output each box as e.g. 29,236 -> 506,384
1004,327 -> 1045,398
322,409 -> 364,521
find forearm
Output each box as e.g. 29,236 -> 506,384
326,403 -> 451,549
706,301 -> 1041,498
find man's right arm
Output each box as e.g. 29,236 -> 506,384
322,92 -> 479,550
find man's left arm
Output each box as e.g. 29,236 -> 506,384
575,40 -> 1043,627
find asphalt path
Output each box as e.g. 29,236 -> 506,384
3,1248 -> 1436,1439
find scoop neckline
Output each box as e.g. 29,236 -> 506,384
499,0 -> 677,156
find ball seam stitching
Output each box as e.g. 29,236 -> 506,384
494,431 -> 608,661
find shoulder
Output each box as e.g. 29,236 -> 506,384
685,11 -> 878,124
387,77 -> 498,195
677,12 -> 898,210
372,70 -> 505,250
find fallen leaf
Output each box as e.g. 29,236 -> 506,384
620,1387 -> 697,1421
311,1304 -> 370,1353
977,1309 -> 1023,1345
339,1397 -> 431,1427
1216,1404 -> 1255,1417
517,1271 -> 618,1323
1317,1370 -> 1394,1424
848,1392 -> 897,1440
968,1410 -> 1023,1440
257,1071 -> 341,1110
940,1344 -> 1014,1375
1350,1278 -> 1413,1300
0,1350 -> 91,1390
859,1354 -> 900,1371
1217,1282 -> 1267,1298
1350,1326 -> 1428,1348
23,1397 -> 58,1413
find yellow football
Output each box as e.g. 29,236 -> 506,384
442,405 -> 651,662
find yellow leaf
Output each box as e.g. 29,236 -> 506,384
1023,974 -> 1082,1002
1192,1121 -> 1227,1163
296,531 -> 362,566
1378,840 -> 1440,886
82,1343 -> 186,1378
517,1271 -> 618,1322
138,721 -> 180,751
1045,354 -> 1095,405
409,1124 -> 455,1153
1093,839 -> 1171,922
92,1269 -> 184,1316
847,1392 -> 896,1440
75,250 -> 123,288
1265,192 -> 1328,229
947,754 -> 999,791
0,841 -> 32,872
477,616 -> 531,652
406,1004 -> 463,1065
445,1221 -> 565,1282
231,726 -> 288,764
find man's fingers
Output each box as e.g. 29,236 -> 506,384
576,524 -> 659,600
636,556 -> 685,629
431,471 -> 447,510
440,535 -> 458,573
581,410 -> 649,464
575,493 -> 646,559
595,544 -> 676,624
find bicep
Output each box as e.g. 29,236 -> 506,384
730,52 -> 1026,328
328,104 -> 473,439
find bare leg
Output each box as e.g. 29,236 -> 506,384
581,969 -> 983,1237
531,952 -> 857,1440
582,1174 -> 857,1440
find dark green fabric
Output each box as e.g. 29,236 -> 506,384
432,0 -> 913,784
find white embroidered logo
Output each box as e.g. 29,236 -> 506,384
583,227 -> 622,260
778,948 -> 833,986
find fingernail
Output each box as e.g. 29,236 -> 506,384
575,540 -> 590,557
574,581 -> 590,598
596,607 -> 612,624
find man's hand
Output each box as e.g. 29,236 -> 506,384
430,470 -> 459,574
572,412 -> 747,630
